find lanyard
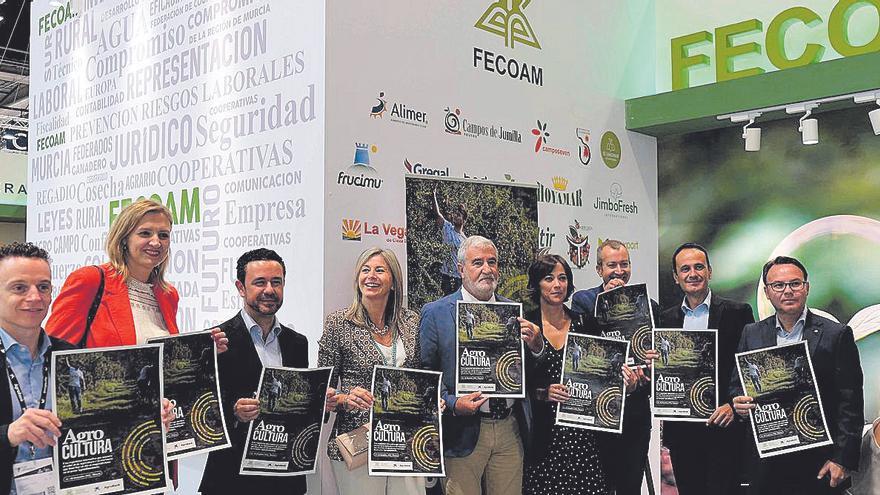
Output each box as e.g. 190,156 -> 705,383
0,337 -> 50,458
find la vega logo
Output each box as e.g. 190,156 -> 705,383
342,218 -> 406,243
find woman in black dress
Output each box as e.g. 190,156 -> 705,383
522,254 -> 638,495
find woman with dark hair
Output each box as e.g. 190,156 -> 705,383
522,254 -> 637,495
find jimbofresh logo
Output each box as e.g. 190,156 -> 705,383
594,182 -> 639,218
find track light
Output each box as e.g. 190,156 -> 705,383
870,103 -> 880,136
854,92 -> 880,136
786,103 -> 819,145
742,117 -> 761,152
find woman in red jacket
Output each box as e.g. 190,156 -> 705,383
47,199 -> 184,346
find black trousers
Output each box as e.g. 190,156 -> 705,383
746,446 -> 848,495
666,422 -> 745,495
598,402 -> 651,495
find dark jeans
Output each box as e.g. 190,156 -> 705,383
68,386 -> 82,412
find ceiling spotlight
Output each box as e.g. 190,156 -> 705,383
869,102 -> 880,136
787,103 -> 819,145
742,117 -> 761,152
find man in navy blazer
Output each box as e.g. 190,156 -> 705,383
420,235 -> 541,495
732,256 -> 864,494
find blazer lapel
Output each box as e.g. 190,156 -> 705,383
759,317 -> 777,348
802,311 -> 824,356
708,298 -> 723,330
350,323 -> 384,365
103,279 -> 136,345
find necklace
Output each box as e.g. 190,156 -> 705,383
367,318 -> 391,337
370,329 -> 398,366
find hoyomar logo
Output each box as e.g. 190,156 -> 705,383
342,219 -> 362,241
475,0 -> 541,49
536,177 -> 583,207
370,91 -> 428,128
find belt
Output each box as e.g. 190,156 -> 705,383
479,407 -> 512,420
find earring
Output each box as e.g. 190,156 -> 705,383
122,244 -> 128,252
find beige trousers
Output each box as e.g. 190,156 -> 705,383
445,416 -> 524,495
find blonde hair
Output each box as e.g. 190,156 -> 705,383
106,199 -> 174,291
344,247 -> 404,331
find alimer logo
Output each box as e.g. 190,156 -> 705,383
370,91 -> 428,128
472,1 -> 544,87
342,219 -> 362,241
475,0 -> 541,49
337,143 -> 383,190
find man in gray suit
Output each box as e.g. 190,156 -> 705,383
732,256 -> 863,494
420,235 -> 542,495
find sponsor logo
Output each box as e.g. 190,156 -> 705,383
341,217 -> 406,244
370,91 -> 428,128
337,143 -> 383,190
597,237 -> 639,251
536,176 -> 582,207
531,120 -> 571,157
475,0 -> 541,49
566,221 -> 592,269
576,128 -> 591,166
538,226 -> 555,255
593,183 -> 639,218
444,106 -> 522,143
472,1 -> 544,86
464,172 -> 489,180
342,219 -> 362,241
600,131 -> 621,169
404,158 -> 449,176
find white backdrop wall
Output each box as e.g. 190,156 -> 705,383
323,1 -> 659,492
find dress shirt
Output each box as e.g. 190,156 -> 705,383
681,291 -> 711,330
0,327 -> 54,479
241,309 -> 283,367
775,307 -> 807,346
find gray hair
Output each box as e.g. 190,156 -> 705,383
457,235 -> 498,264
596,238 -> 627,266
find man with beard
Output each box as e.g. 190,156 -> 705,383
200,248 -> 336,495
659,243 -> 754,495
570,239 -> 658,495
420,236 -> 543,495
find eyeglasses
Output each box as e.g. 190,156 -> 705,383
767,280 -> 807,292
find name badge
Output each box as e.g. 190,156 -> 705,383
13,457 -> 56,495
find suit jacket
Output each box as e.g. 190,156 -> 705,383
199,313 -> 309,494
729,311 -> 864,470
47,263 -> 180,347
0,334 -> 75,495
419,290 -> 531,457
317,307 -> 421,461
659,295 -> 754,449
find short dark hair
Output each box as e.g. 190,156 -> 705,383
0,242 -> 51,264
527,254 -> 575,304
236,248 -> 286,283
671,242 -> 711,272
762,256 -> 808,284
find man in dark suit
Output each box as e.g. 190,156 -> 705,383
731,256 -> 864,494
570,238 -> 657,495
0,243 -> 77,494
659,242 -> 754,495
420,235 -> 542,495
200,248 -> 335,494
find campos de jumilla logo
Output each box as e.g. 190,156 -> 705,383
475,0 -> 541,49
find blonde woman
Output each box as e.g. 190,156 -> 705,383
319,247 -> 424,494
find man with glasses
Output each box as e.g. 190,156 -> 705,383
571,239 -> 657,495
731,256 -> 864,494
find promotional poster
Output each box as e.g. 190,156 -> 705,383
147,332 -> 230,459
736,341 -> 832,458
595,283 -> 654,366
652,329 -> 718,421
556,333 -> 630,433
455,301 -> 524,397
404,176 -> 539,310
369,366 -> 444,477
240,366 -> 332,476
51,345 -> 170,495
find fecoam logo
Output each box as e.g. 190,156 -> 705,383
404,158 -> 449,176
566,220 -> 592,269
337,143 -> 383,190
342,218 -> 406,243
472,0 -> 544,87
576,128 -> 591,166
444,106 -> 522,143
531,120 -> 571,157
536,177 -> 582,207
370,91 -> 428,128
593,182 -> 639,218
